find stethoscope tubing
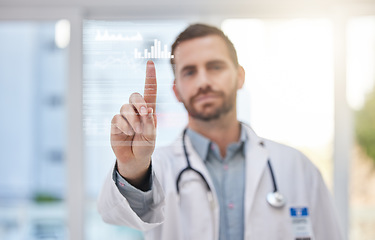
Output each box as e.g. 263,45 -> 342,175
176,127 -> 285,208
176,128 -> 212,194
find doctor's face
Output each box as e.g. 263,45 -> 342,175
173,35 -> 245,121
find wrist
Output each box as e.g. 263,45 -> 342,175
116,160 -> 151,190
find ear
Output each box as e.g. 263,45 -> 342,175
236,65 -> 245,90
172,79 -> 182,102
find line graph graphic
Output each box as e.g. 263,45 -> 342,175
93,55 -> 132,69
134,39 -> 174,59
95,30 -> 143,41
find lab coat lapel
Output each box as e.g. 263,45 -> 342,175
243,126 -> 269,225
172,132 -> 220,239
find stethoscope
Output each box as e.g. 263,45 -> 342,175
176,128 -> 286,208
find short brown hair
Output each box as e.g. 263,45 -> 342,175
170,23 -> 239,72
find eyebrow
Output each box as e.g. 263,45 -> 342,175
206,60 -> 227,67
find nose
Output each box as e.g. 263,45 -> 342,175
195,68 -> 212,89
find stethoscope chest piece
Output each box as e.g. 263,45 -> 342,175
267,191 -> 286,208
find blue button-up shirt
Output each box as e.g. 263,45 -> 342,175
115,126 -> 247,240
186,127 -> 247,240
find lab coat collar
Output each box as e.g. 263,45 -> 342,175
185,125 -> 248,162
172,123 -> 269,188
173,123 -> 266,155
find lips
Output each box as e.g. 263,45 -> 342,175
194,94 -> 219,102
193,93 -> 223,104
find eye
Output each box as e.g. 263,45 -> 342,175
213,65 -> 221,70
209,64 -> 223,70
183,69 -> 195,77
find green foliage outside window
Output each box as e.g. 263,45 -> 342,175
355,86 -> 375,165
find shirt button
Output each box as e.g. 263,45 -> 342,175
228,203 -> 234,209
223,165 -> 229,170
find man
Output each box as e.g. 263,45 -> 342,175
98,23 -> 343,240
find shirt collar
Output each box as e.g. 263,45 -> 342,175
185,125 -> 248,161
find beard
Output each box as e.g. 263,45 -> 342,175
180,85 -> 237,122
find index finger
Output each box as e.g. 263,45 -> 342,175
144,60 -> 157,112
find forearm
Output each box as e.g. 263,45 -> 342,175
97,163 -> 165,230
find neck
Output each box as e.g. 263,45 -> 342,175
188,110 -> 241,157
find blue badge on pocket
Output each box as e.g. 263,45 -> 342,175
290,207 -> 314,240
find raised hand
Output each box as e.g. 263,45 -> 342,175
110,60 -> 157,188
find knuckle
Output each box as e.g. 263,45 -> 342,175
121,105 -> 135,117
129,92 -> 142,101
111,114 -> 121,124
120,103 -> 130,113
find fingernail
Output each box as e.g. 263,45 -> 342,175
140,106 -> 147,116
148,108 -> 153,117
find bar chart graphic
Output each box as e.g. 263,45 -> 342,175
134,39 -> 174,59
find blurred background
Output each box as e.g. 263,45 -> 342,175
0,0 -> 374,239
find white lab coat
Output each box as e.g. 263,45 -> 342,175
98,125 -> 344,240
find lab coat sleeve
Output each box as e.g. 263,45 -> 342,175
115,169 -> 154,219
97,163 -> 165,231
310,165 -> 345,240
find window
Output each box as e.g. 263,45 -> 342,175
0,21 -> 69,240
347,16 -> 375,240
82,20 -> 188,239
222,18 -> 334,187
